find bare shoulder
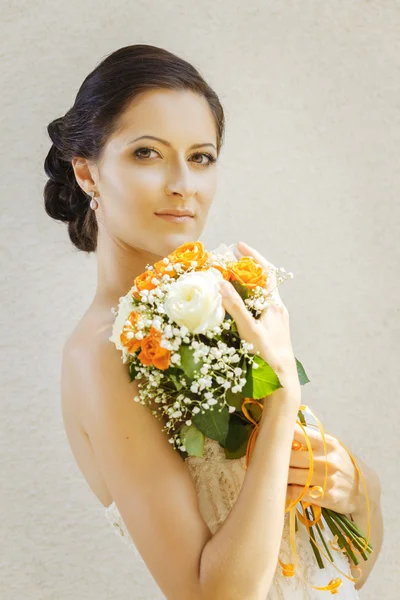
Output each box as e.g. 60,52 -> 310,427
62,308 -> 213,599
61,307 -> 114,423
62,305 -> 114,362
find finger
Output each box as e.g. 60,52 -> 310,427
293,422 -> 336,454
292,422 -> 319,448
286,484 -> 323,507
288,467 -> 315,486
218,280 -> 258,342
289,450 -> 310,468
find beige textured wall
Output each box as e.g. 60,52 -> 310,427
1,1 -> 398,598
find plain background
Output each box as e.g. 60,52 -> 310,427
1,1 -> 398,598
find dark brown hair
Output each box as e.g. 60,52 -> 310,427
43,44 -> 225,253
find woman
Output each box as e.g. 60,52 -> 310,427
43,44 -> 379,598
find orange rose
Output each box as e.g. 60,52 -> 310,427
138,326 -> 171,370
228,256 -> 267,290
120,311 -> 143,354
132,270 -> 160,300
167,241 -> 209,271
210,263 -> 232,281
153,259 -> 177,279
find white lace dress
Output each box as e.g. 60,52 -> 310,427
104,436 -> 361,599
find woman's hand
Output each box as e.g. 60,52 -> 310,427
218,240 -> 300,400
286,421 -> 360,515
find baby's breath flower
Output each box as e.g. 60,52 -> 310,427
170,353 -> 181,365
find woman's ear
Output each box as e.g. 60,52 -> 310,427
71,157 -> 97,195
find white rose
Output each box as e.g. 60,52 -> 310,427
109,294 -> 135,350
164,268 -> 225,334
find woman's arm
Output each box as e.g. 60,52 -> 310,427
199,375 -> 301,600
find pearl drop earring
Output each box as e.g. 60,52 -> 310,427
89,190 -> 99,210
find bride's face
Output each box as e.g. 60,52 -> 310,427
89,88 -> 219,257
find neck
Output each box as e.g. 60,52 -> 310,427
93,231 -> 163,311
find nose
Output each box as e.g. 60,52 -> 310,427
165,159 -> 197,199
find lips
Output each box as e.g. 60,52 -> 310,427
156,214 -> 193,222
156,213 -> 194,217
155,209 -> 194,217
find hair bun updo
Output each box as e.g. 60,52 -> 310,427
43,115 -> 97,252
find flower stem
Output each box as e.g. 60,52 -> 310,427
305,507 -> 324,569
326,511 -> 372,559
325,509 -> 372,550
322,509 -> 359,565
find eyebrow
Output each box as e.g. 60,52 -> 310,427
126,135 -> 217,151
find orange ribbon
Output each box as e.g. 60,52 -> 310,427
241,398 -> 369,593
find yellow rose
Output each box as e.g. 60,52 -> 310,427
167,241 -> 209,271
228,256 -> 267,290
132,270 -> 160,300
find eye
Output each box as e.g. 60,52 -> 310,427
134,147 -> 159,160
191,152 -> 217,167
133,147 -> 217,167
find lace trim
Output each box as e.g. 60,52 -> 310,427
104,501 -> 145,563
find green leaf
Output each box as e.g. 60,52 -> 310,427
162,365 -> 185,391
223,414 -> 253,459
128,362 -> 139,382
179,344 -> 205,379
180,424 -> 205,457
230,321 -> 238,334
169,372 -> 184,391
296,357 -> 310,385
230,279 -> 251,301
298,409 -> 307,425
241,355 -> 283,399
224,388 -> 244,411
192,404 -> 230,444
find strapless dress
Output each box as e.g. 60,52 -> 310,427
104,436 -> 361,599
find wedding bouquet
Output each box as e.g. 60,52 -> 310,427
109,240 -> 372,593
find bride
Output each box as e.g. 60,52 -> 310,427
43,44 -> 381,599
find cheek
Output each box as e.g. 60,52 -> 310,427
105,159 -> 163,196
130,168 -> 165,191
202,170 -> 218,198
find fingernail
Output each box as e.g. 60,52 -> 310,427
238,241 -> 251,251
